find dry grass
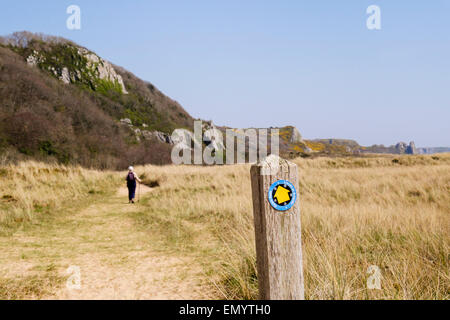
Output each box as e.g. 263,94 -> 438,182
0,271 -> 64,300
295,156 -> 449,299
0,161 -> 118,235
135,154 -> 449,300
0,154 -> 448,300
0,162 -> 212,300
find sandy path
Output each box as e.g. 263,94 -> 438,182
56,185 -> 214,299
2,184 -> 214,300
53,184 -> 213,299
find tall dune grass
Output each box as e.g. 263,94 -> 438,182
1,154 -> 448,299
0,161 -> 118,235
136,154 -> 449,300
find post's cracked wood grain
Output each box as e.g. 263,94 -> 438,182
250,154 -> 304,300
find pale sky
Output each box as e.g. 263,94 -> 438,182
1,0 -> 449,147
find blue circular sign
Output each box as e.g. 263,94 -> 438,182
268,180 -> 297,211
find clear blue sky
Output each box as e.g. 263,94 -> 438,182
1,0 -> 449,147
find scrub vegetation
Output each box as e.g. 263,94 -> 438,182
0,32 -> 192,169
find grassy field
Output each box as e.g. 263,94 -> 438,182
0,161 -> 118,236
0,154 -> 449,299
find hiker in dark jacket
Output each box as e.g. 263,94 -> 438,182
126,166 -> 142,204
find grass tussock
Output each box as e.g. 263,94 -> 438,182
139,171 -> 168,188
0,272 -> 65,300
0,161 -> 118,235
135,154 -> 450,300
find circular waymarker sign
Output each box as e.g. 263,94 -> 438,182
268,180 -> 297,212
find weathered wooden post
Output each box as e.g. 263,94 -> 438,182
250,154 -> 304,300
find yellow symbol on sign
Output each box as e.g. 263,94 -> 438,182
274,186 -> 291,204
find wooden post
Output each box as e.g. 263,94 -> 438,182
250,154 -> 305,300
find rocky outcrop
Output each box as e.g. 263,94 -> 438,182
303,146 -> 313,153
142,130 -> 174,144
77,48 -> 128,94
26,50 -> 41,66
395,142 -> 417,154
26,46 -> 128,94
405,141 -> 417,155
288,127 -> 303,144
171,129 -> 201,149
395,142 -> 408,154
202,121 -> 225,151
60,67 -> 70,84
119,118 -> 174,144
362,141 -> 419,155
120,118 -> 133,126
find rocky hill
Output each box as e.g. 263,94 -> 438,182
307,139 -> 420,156
0,32 -> 193,168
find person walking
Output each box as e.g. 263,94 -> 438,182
126,166 -> 141,204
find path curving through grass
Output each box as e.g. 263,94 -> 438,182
0,184 -> 214,299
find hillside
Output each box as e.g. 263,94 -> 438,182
305,139 -> 450,157
0,32 -> 194,168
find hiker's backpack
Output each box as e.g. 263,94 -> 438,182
127,172 -> 135,182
